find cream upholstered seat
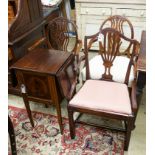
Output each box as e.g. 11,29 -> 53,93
81,55 -> 134,87
70,79 -> 132,114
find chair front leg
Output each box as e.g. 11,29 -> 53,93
68,106 -> 75,139
124,117 -> 133,151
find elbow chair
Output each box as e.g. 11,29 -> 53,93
67,28 -> 140,151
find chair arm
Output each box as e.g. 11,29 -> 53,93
131,80 -> 138,113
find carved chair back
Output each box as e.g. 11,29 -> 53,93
46,17 -> 79,54
99,15 -> 134,57
84,28 -> 139,85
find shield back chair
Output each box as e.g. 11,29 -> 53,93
81,15 -> 135,86
67,28 -> 140,151
46,16 -> 82,65
46,17 -> 83,83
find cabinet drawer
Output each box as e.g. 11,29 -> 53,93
116,8 -> 146,18
81,7 -> 112,16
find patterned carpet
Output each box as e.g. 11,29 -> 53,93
8,106 -> 124,155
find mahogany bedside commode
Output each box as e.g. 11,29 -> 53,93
10,48 -> 75,134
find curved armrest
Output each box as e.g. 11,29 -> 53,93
131,80 -> 138,113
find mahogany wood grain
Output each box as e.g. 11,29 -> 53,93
8,0 -> 60,95
10,49 -> 75,134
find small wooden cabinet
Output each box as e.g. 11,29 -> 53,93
10,49 -> 75,133
75,0 -> 146,49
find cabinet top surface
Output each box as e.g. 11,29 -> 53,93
10,49 -> 73,75
75,0 -> 145,4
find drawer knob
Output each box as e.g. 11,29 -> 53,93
122,10 -> 126,16
85,10 -> 88,14
122,13 -> 126,16
102,11 -> 105,15
140,11 -> 145,17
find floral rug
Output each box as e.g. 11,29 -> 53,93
8,106 -> 124,155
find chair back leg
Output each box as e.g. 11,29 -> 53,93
124,117 -> 134,151
68,106 -> 75,139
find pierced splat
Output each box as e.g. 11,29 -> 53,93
84,27 -> 140,84
98,29 -> 122,80
46,17 -> 79,53
100,15 -> 134,39
99,15 -> 134,57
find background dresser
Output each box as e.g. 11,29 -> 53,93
75,0 -> 146,49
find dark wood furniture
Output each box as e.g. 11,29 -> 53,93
10,49 -> 76,134
46,17 -> 82,57
46,16 -> 82,80
8,0 -> 46,95
8,0 -> 60,95
67,28 -> 139,151
137,30 -> 146,94
99,15 -> 134,57
43,6 -> 60,25
8,116 -> 17,155
100,15 -> 134,40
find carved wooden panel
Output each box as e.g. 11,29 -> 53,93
8,0 -> 43,42
85,28 -> 140,84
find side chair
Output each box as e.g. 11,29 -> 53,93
46,17 -> 83,83
46,16 -> 82,64
67,28 -> 140,151
81,15 -> 136,87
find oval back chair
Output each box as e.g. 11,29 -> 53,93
46,17 -> 82,60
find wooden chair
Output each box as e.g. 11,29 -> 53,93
46,16 -> 82,63
81,15 -> 136,86
46,17 -> 83,83
67,28 -> 140,151
99,15 -> 134,40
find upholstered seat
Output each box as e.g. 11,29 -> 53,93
81,56 -> 134,87
70,79 -> 132,114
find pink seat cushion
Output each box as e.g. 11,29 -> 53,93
69,80 -> 132,115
